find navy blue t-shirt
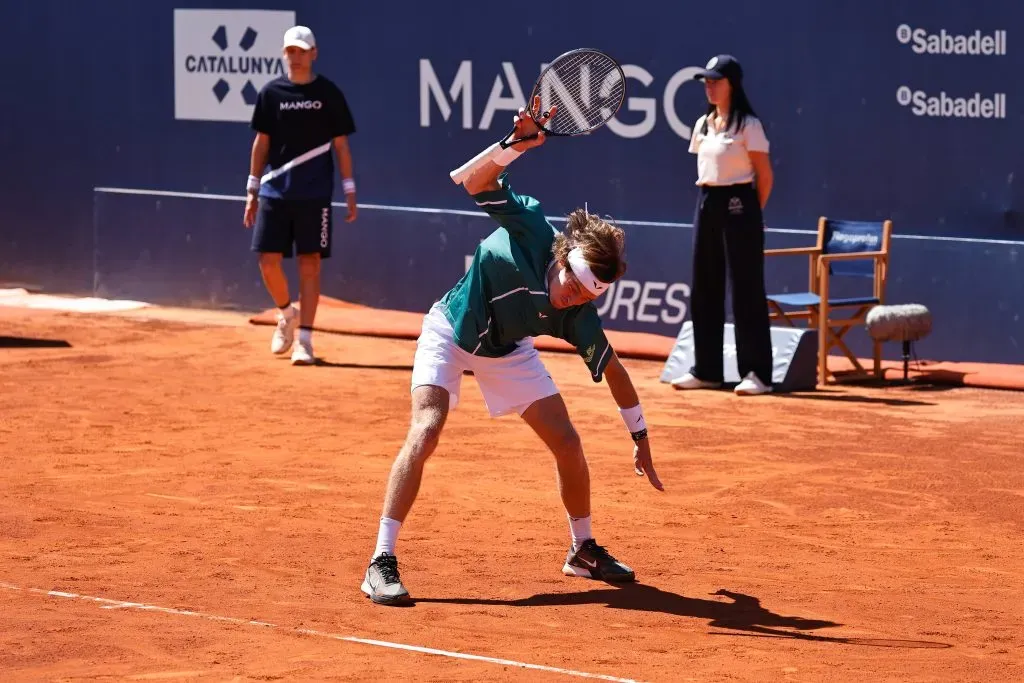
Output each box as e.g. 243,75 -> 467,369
250,75 -> 356,201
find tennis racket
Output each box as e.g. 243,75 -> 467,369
449,48 -> 626,185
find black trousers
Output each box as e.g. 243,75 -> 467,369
689,183 -> 773,385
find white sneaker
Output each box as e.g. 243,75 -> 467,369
734,372 -> 772,395
271,306 -> 298,355
291,339 -> 315,366
670,372 -> 722,390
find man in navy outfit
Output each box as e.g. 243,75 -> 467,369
243,25 -> 357,365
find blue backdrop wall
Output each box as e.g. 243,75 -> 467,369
1,1 -> 1021,363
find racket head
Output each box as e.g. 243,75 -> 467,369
528,48 -> 626,137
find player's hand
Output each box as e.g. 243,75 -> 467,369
508,95 -> 557,151
633,437 -> 663,491
243,194 -> 258,229
345,193 -> 357,222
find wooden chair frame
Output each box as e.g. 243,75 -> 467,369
765,216 -> 893,385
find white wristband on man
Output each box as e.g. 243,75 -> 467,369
469,141 -> 522,171
618,404 -> 648,442
342,178 -> 356,195
246,175 -> 260,194
448,108 -> 533,185
494,143 -> 522,166
471,111 -> 529,170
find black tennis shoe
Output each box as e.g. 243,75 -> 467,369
562,539 -> 636,582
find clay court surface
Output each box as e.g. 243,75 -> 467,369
2,306 -> 1023,682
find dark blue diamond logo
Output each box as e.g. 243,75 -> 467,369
239,27 -> 257,51
211,25 -> 228,51
212,79 -> 230,102
241,81 -> 258,105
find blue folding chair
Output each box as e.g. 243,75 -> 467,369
765,217 -> 893,385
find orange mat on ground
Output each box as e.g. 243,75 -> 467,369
250,297 -> 1024,391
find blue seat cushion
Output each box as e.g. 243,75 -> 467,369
767,292 -> 879,308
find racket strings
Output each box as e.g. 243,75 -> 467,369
537,52 -> 624,135
545,62 -> 619,131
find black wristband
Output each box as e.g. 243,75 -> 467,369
630,428 -> 648,443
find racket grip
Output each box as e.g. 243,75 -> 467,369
449,141 -> 501,185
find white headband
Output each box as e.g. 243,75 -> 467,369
567,247 -> 610,297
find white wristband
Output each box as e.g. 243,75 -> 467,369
246,175 -> 260,193
618,404 -> 646,434
493,145 -> 522,167
342,178 -> 356,195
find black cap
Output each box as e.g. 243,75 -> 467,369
693,54 -> 743,83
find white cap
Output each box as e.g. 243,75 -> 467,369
283,25 -> 316,50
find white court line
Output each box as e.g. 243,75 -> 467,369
0,581 -> 642,683
92,186 -> 1024,246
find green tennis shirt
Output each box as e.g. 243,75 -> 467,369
438,173 -> 613,382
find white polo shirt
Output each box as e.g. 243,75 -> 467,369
688,114 -> 770,186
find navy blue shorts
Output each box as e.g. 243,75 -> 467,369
251,197 -> 333,258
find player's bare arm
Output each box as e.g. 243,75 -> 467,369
332,135 -> 357,222
243,133 -> 271,228
462,98 -> 558,195
603,352 -> 664,491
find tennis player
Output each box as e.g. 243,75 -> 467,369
242,25 -> 357,365
361,97 -> 664,606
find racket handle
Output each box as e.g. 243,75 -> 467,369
449,141 -> 501,185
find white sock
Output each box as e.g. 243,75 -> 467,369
299,327 -> 313,345
568,514 -> 592,551
278,303 -> 294,316
374,517 -> 402,559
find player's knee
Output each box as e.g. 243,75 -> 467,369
550,425 -> 584,463
405,414 -> 444,462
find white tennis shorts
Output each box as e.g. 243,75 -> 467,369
411,303 -> 559,418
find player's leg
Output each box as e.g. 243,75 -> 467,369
291,201 -> 332,365
673,187 -> 726,389
251,197 -> 297,354
520,394 -> 589,520
472,340 -> 634,581
520,394 -> 635,582
363,304 -> 464,605
379,385 -> 449,534
362,384 -> 449,605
